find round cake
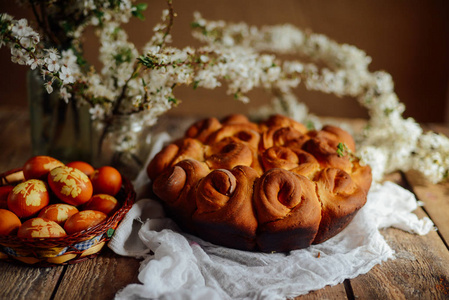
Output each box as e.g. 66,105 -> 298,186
147,114 -> 372,252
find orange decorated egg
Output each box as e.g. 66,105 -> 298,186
64,210 -> 107,234
7,179 -> 50,218
0,185 -> 14,209
48,166 -> 93,206
0,209 -> 21,235
83,194 -> 119,216
91,166 -> 122,196
23,155 -> 64,180
18,217 -> 66,238
38,204 -> 79,226
66,161 -> 95,177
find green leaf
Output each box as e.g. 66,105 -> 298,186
136,3 -> 148,10
132,3 -> 148,20
306,120 -> 315,130
336,142 -> 346,157
190,22 -> 202,29
113,48 -> 133,64
94,10 -> 105,26
132,11 -> 144,20
384,108 -> 394,116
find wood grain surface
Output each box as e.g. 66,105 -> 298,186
53,249 -> 141,300
1,111 -> 449,300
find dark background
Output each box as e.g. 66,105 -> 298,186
1,0 -> 448,123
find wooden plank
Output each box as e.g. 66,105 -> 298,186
55,248 -> 349,300
0,109 -> 141,299
296,283 -> 348,299
0,109 -> 60,300
351,222 -> 449,299
53,248 -> 141,300
350,173 -> 449,299
1,112 -> 448,300
0,262 -> 63,300
403,123 -> 449,246
404,170 -> 449,247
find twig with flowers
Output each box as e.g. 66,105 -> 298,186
0,0 -> 177,164
1,0 -> 448,183
186,13 -> 449,183
0,16 -> 75,95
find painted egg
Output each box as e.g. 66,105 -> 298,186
23,155 -> 64,180
7,179 -> 50,218
83,194 -> 120,216
18,217 -> 66,238
64,210 -> 107,235
66,161 -> 95,177
38,204 -> 79,226
90,166 -> 122,196
48,166 -> 93,206
0,209 -> 21,235
0,185 -> 14,209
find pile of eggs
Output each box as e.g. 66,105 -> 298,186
0,156 -> 123,238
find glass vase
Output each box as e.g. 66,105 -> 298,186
27,69 -> 92,163
91,114 -> 154,179
27,69 -> 154,179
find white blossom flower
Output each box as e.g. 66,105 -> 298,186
26,57 -> 43,70
2,8 -> 448,184
59,87 -> 72,103
44,51 -> 60,72
89,104 -> 106,120
61,49 -> 81,74
44,81 -> 53,94
11,19 -> 29,36
60,66 -> 75,84
10,48 -> 29,65
132,95 -> 142,107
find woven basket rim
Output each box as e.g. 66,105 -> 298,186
0,168 -> 136,248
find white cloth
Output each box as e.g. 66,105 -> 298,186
108,132 -> 435,299
109,182 -> 434,300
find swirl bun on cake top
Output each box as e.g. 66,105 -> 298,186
147,114 -> 372,252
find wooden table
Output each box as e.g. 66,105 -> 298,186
1,107 -> 449,299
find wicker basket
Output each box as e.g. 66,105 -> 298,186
0,168 -> 135,267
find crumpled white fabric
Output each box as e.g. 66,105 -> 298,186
109,182 -> 434,300
108,133 -> 435,300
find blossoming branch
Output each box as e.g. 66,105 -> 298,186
0,0 -> 448,184
187,13 -> 449,184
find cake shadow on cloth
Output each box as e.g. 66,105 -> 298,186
109,178 -> 434,300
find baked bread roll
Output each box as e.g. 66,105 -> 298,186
313,167 -> 367,244
148,114 -> 372,252
152,159 -> 209,231
254,168 -> 321,252
193,166 -> 259,251
261,146 -> 320,179
147,138 -> 205,181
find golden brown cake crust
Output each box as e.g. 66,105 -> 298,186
193,166 -> 259,250
148,114 -> 372,252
